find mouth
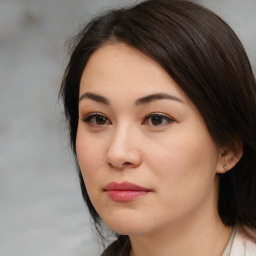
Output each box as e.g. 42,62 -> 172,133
104,182 -> 151,202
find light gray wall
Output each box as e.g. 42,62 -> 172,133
0,1 -> 255,256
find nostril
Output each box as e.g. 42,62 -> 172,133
123,162 -> 132,166
108,161 -> 132,169
106,147 -> 142,169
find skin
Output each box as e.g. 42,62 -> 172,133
76,43 -> 240,256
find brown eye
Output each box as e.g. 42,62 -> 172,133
95,115 -> 107,125
151,115 -> 164,126
83,114 -> 111,126
143,113 -> 174,126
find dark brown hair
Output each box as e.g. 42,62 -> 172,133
60,0 -> 256,254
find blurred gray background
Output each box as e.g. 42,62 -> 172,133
0,0 -> 255,256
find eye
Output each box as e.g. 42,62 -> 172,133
82,113 -> 111,126
143,113 -> 174,126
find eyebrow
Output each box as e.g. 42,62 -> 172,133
135,93 -> 183,105
79,92 -> 110,105
79,92 -> 183,106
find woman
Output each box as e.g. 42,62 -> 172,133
60,0 -> 256,255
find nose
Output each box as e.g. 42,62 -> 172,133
106,125 -> 142,170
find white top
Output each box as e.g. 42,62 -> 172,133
223,227 -> 256,256
222,226 -> 237,256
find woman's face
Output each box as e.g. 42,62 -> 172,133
76,43 -> 224,236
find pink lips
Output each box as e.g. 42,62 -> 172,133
104,182 -> 151,202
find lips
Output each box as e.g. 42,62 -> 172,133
104,182 -> 151,202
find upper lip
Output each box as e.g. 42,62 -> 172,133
104,182 -> 151,191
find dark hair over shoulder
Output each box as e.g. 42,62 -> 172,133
60,0 -> 256,254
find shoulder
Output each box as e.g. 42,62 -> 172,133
230,226 -> 256,256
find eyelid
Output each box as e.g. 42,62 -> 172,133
143,112 -> 175,126
81,112 -> 112,125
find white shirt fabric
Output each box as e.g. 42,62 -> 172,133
229,227 -> 256,256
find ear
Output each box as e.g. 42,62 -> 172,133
216,140 -> 243,174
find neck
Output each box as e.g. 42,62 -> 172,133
129,180 -> 233,256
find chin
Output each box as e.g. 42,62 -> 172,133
101,214 -> 155,236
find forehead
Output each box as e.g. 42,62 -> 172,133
80,42 -> 186,101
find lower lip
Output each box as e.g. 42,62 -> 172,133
106,190 -> 149,202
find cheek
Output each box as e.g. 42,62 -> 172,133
76,128 -> 105,183
76,131 -> 107,213
152,136 -> 215,170
143,136 -> 218,223
148,129 -> 218,197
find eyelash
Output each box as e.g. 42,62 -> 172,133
82,113 -> 174,127
143,113 -> 174,126
82,113 -> 111,126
